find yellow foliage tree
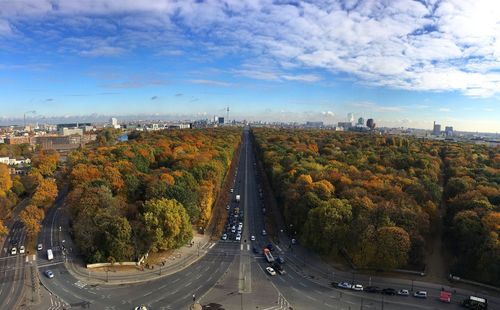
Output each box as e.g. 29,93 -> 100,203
19,204 -> 45,237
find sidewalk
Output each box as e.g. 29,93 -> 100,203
63,229 -> 213,285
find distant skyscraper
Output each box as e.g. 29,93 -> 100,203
218,117 -> 225,124
347,113 -> 354,123
357,117 -> 364,125
366,118 -> 375,129
445,126 -> 454,136
433,121 -> 441,135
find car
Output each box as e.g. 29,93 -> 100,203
352,284 -> 363,291
291,238 -> 297,244
230,188 -> 234,193
252,246 -> 259,254
134,306 -> 148,310
267,243 -> 274,251
382,288 -> 397,295
235,234 -> 241,241
37,244 -> 43,251
364,286 -> 381,293
251,235 -> 255,241
226,205 -> 230,210
237,227 -> 242,233
10,239 -> 18,246
266,267 -> 276,276
262,229 -> 267,236
337,282 -> 352,289
19,246 -> 25,254
11,247 -> 17,255
262,208 -> 266,214
231,226 -> 236,233
45,270 -> 54,279
397,289 -> 410,296
221,233 -> 227,240
273,263 -> 286,275
277,256 -> 285,264
413,291 -> 427,298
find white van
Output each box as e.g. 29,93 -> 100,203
47,249 -> 54,261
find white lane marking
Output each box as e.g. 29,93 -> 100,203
275,245 -> 282,252
184,281 -> 192,288
240,244 -> 243,251
324,302 -> 334,308
171,278 -> 179,283
298,281 -> 307,287
209,243 -> 216,249
305,294 -> 317,301
287,273 -> 294,280
247,244 -> 250,251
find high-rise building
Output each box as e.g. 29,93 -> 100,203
433,121 -> 441,135
218,117 -> 225,124
445,126 -> 454,136
357,117 -> 364,125
366,118 -> 375,129
347,113 -> 355,123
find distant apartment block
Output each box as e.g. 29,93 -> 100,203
5,136 -> 30,145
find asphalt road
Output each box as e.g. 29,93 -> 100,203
6,126 -> 498,310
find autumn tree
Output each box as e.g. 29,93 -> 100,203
0,220 -> 8,236
140,198 -> 192,252
19,204 -> 45,237
32,178 -> 58,209
0,163 -> 12,197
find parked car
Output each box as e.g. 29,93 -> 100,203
276,256 -> 285,264
11,247 -> 17,255
252,246 -> 259,254
272,263 -> 286,275
266,267 -> 276,276
45,270 -> 54,279
235,234 -> 241,241
413,291 -> 427,298
262,229 -> 267,236
364,286 -> 381,293
250,235 -> 255,241
221,233 -> 227,240
226,205 -> 230,210
352,284 -> 363,291
382,288 -> 397,295
291,238 -> 297,244
134,306 -> 148,310
397,289 -> 410,296
37,244 -> 43,251
19,246 -> 25,254
230,188 -> 234,193
337,282 -> 352,289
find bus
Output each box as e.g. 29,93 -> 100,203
462,296 -> 488,309
47,249 -> 54,261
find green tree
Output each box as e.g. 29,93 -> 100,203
141,198 -> 192,252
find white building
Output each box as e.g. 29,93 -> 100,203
110,118 -> 120,129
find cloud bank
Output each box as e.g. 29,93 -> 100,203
1,1 -> 500,97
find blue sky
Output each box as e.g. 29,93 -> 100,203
0,0 -> 499,132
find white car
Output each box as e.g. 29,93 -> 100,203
19,246 -> 25,254
337,282 -> 352,289
266,267 -> 276,276
226,205 -> 230,210
11,247 -> 17,255
134,306 -> 148,310
251,235 -> 255,241
352,284 -> 363,291
236,234 -> 241,241
37,244 -> 43,251
262,229 -> 267,236
221,233 -> 227,240
230,188 -> 234,193
398,289 -> 410,296
413,291 -> 427,298
45,270 -> 54,279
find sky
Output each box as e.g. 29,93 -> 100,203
0,0 -> 499,132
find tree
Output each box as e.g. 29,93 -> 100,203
31,149 -> 59,177
19,204 -> 45,237
141,198 -> 192,252
32,178 -> 58,209
0,220 -> 7,237
373,226 -> 411,270
0,163 -> 12,197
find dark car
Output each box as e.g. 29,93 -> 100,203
382,288 -> 397,295
252,246 -> 259,254
364,286 -> 381,293
276,256 -> 285,264
267,243 -> 274,251
272,263 -> 285,274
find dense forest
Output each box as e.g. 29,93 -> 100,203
65,128 -> 241,263
252,128 -> 499,284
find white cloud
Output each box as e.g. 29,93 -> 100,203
190,79 -> 232,87
2,1 -> 500,96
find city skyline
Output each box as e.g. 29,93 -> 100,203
1,1 -> 500,132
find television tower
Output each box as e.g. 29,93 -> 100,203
226,106 -> 229,124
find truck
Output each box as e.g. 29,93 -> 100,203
47,249 -> 54,261
235,195 -> 240,202
462,296 -> 488,309
263,248 -> 274,263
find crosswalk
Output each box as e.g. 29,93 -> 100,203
74,280 -> 87,289
47,296 -> 64,310
262,293 -> 290,310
